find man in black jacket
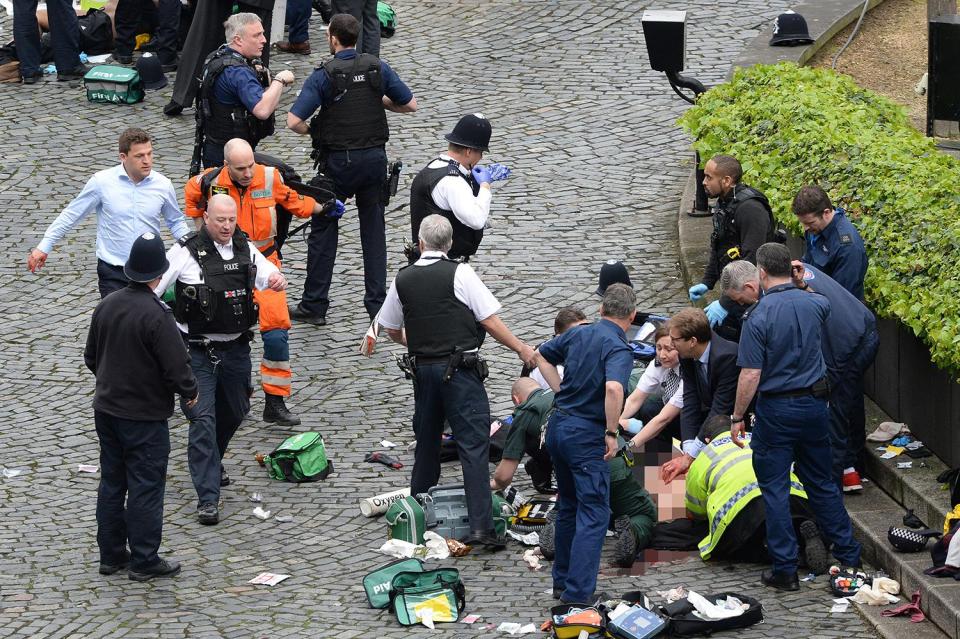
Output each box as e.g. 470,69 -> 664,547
84,232 -> 198,582
660,307 -> 741,483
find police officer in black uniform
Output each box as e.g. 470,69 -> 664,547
378,214 -> 536,548
157,194 -> 287,525
196,12 -> 294,169
408,114 -> 496,263
286,13 -> 416,324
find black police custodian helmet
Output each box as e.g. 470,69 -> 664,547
124,232 -> 169,282
136,53 -> 168,90
444,113 -> 492,151
770,10 -> 814,46
596,260 -> 632,296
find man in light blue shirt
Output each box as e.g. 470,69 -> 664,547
28,128 -> 190,298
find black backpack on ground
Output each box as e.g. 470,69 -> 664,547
658,592 -> 762,636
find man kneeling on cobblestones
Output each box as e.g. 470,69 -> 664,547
157,194 -> 287,525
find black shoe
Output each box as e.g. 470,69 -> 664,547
57,64 -> 90,82
539,521 -> 556,560
99,550 -> 131,575
263,394 -> 301,426
289,303 -> 326,326
163,100 -> 184,117
761,568 -> 799,591
197,502 -> 219,525
466,529 -> 506,550
113,53 -> 133,64
613,515 -> 638,568
21,71 -> 43,85
798,520 -> 829,575
220,466 -> 230,487
128,557 -> 181,582
552,587 -> 564,600
560,591 -> 610,605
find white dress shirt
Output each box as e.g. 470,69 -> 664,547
429,154 -> 492,230
636,360 -> 684,409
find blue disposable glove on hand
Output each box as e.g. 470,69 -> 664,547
327,199 -> 346,219
625,418 -> 644,435
688,283 -> 709,301
488,163 -> 512,181
472,165 -> 492,185
705,300 -> 729,326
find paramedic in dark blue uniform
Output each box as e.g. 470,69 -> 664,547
730,243 -> 861,592
286,12 -> 417,324
793,185 -> 868,301
536,283 -> 636,604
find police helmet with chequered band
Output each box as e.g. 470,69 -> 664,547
888,526 -> 930,552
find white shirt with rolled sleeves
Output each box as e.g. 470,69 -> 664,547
378,251 -> 501,338
429,155 -> 492,230
156,237 -> 280,341
637,361 -> 684,410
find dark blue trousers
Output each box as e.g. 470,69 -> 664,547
284,0 -> 312,43
114,0 -> 180,63
95,411 -> 170,571
331,0 -> 380,56
546,416 -> 610,602
752,394 -> 861,574
13,0 -> 80,77
410,362 -> 493,533
303,147 -> 387,320
182,339 -> 251,507
96,260 -> 130,299
827,327 -> 880,478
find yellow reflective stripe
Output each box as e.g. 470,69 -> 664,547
262,359 -> 291,371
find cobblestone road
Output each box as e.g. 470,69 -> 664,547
0,1 -> 878,637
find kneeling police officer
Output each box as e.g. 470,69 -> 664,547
157,194 -> 287,525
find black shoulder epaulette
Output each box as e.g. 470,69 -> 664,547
741,301 -> 760,322
178,231 -> 198,246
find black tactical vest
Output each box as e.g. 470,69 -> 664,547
409,159 -> 484,260
711,184 -> 777,256
315,53 -> 389,151
394,257 -> 485,358
173,227 -> 259,334
199,46 -> 275,146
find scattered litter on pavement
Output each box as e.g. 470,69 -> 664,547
880,451 -> 898,460
830,598 -> 850,613
507,529 -> 540,546
1,468 -> 24,478
247,572 -> 290,586
852,584 -> 899,606
897,462 -> 913,469
249,493 -> 263,503
905,440 -> 924,450
496,622 -> 522,634
447,539 -> 471,556
517,624 -> 536,634
364,451 -> 403,469
378,531 -> 450,560
78,464 -> 99,473
801,573 -> 816,582
522,548 -> 542,571
252,506 -> 272,520
423,532 -> 450,559
891,435 -> 913,447
658,587 -> 687,603
461,614 -> 481,624
380,440 -> 398,448
274,514 -> 293,523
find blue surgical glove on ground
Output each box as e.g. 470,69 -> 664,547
705,300 -> 729,325
472,165 -> 492,184
488,163 -> 511,181
625,418 -> 644,434
688,283 -> 708,301
327,199 -> 346,219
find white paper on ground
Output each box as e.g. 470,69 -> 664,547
248,572 -> 290,586
461,614 -> 481,624
1,468 -> 23,478
252,506 -> 272,520
496,622 -> 521,634
879,451 -> 897,459
380,440 -> 397,448
507,529 -> 540,546
518,624 -> 537,634
78,464 -> 99,473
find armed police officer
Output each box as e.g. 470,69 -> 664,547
378,214 -> 535,549
196,13 -> 295,169
157,194 -> 287,526
408,114 -> 496,263
793,185 -> 868,301
185,138 -> 332,427
730,243 -> 861,592
286,13 -> 416,325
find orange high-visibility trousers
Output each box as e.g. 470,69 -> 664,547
254,253 -> 292,397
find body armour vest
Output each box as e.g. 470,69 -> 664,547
199,46 -> 275,146
173,227 -> 259,334
711,184 -> 777,255
394,257 -> 485,358
315,53 -> 389,151
409,159 -> 484,260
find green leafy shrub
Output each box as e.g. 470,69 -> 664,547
678,62 -> 960,374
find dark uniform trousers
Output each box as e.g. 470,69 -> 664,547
304,147 -> 387,319
411,362 -> 493,532
751,394 -> 861,574
520,424 -> 553,489
114,0 -> 181,63
331,0 -> 380,56
827,327 -> 880,478
182,338 -> 252,506
96,260 -> 131,299
95,411 -> 171,571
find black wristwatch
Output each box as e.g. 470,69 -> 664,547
730,415 -> 745,424
605,430 -> 618,438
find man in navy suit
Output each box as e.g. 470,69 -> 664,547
661,307 -> 742,483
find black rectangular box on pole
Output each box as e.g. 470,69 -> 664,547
928,15 -> 960,135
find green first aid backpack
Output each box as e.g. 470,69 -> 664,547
263,432 -> 332,482
83,65 -> 144,104
363,557 -> 423,609
377,1 -> 396,38
385,495 -> 426,544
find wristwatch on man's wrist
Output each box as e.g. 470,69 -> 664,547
730,415 -> 744,424
605,430 -> 618,438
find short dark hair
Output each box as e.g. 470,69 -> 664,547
653,325 -> 671,343
756,242 -> 792,278
792,185 -> 833,217
554,307 -> 586,335
669,308 -> 711,343
328,13 -> 360,47
119,128 -> 151,154
698,415 -> 732,443
710,154 -> 742,184
600,283 -> 636,320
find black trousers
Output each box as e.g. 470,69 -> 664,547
711,495 -> 815,563
331,0 -> 379,56
96,259 -> 129,299
95,411 -> 170,571
114,0 -> 181,64
411,362 -> 493,533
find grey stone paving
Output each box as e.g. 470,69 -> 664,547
0,0 -> 878,637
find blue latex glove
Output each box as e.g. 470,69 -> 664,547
688,283 -> 708,301
472,165 -> 492,185
705,300 -> 729,326
327,199 -> 346,219
488,163 -> 512,181
625,418 -> 644,435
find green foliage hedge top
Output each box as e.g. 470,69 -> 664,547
678,62 -> 960,374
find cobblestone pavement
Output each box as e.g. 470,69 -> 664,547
0,1 -> 879,637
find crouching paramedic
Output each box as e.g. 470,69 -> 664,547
185,138 -> 327,426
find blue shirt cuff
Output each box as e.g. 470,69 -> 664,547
683,438 -> 706,458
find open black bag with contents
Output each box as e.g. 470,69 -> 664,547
657,591 -> 762,636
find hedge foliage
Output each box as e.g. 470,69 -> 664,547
678,62 -> 960,374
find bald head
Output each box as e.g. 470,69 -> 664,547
511,377 -> 542,406
204,193 -> 238,244
224,138 -> 256,187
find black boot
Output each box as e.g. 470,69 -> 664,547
263,394 -> 301,426
761,568 -> 799,591
613,516 -> 638,567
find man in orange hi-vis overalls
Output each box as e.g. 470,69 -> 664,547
185,138 -> 329,426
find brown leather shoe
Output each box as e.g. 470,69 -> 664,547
273,40 -> 311,55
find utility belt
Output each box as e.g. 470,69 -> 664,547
182,331 -> 253,349
763,377 -> 830,400
400,349 -> 489,382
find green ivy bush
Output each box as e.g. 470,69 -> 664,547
678,62 -> 960,374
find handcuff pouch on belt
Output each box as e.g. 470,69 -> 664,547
398,349 -> 489,383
